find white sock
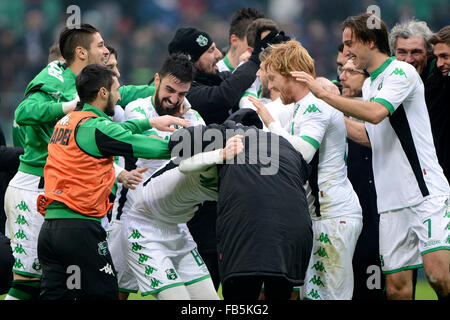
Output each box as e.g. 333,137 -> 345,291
186,278 -> 221,300
4,295 -> 20,300
156,285 -> 191,300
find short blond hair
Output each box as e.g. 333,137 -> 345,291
264,40 -> 316,78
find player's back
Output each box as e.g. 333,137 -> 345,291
130,161 -> 219,225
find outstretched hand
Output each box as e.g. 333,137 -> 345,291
117,167 -> 149,190
149,115 -> 190,132
248,95 -> 274,128
290,71 -> 328,99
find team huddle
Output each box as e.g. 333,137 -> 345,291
2,7 -> 450,301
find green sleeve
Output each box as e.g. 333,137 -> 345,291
15,91 -> 64,126
116,119 -> 152,134
75,118 -> 170,160
12,124 -> 26,148
117,84 -> 155,107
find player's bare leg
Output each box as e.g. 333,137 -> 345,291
385,269 -> 414,300
422,250 -> 450,299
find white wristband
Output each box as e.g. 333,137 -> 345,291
179,149 -> 223,173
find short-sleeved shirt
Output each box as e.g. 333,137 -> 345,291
363,57 -> 450,213
287,92 -> 361,219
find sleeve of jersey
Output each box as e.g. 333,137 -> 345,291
117,85 -> 155,107
76,118 -> 170,160
15,90 -> 64,125
373,67 -> 417,115
296,106 -> 330,150
123,100 -> 149,121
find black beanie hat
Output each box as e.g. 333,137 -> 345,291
168,27 -> 213,62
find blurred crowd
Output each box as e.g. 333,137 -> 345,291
1,0 -> 449,145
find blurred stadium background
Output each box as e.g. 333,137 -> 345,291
1,0 -> 449,145
0,0 -> 449,300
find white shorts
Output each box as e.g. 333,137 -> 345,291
379,195 -> 450,274
106,218 -> 138,293
123,214 -> 211,297
5,182 -> 44,278
300,216 -> 362,300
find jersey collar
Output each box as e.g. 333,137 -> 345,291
81,103 -> 109,118
369,56 -> 396,82
222,55 -> 235,72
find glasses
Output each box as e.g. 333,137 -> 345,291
341,68 -> 366,76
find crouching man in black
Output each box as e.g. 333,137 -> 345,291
169,110 -> 313,300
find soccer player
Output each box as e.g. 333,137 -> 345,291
122,134 -> 244,300
108,53 -> 205,299
293,13 -> 450,300
216,7 -> 264,72
4,24 -> 108,300
163,118 -> 313,300
250,40 -> 363,300
36,64 -> 188,300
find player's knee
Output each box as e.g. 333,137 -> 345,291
424,267 -> 449,290
386,276 -> 413,300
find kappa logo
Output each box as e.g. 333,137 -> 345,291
389,68 -> 407,78
132,106 -> 146,116
15,201 -> 30,212
303,104 -> 321,115
309,275 -> 325,287
99,263 -> 115,276
196,35 -> 208,47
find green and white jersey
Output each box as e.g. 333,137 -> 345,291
15,61 -> 78,177
130,162 -> 219,224
216,55 -> 235,72
238,78 -> 263,109
124,96 -> 206,180
363,57 -> 450,213
288,92 -> 361,219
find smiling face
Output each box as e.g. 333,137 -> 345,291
153,73 -> 191,116
433,42 -> 450,77
194,42 -> 223,75
339,59 -> 367,97
86,32 -> 110,65
395,36 -> 428,75
342,27 -> 373,71
266,66 -> 296,105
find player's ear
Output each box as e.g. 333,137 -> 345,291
230,34 -> 239,48
75,46 -> 88,61
154,73 -> 160,88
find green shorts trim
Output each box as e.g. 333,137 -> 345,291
382,264 -> 423,275
12,270 -> 42,278
421,246 -> 450,256
184,274 -> 211,286
140,282 -> 185,296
